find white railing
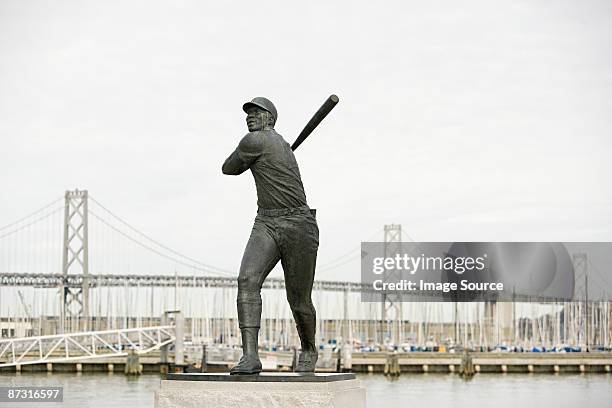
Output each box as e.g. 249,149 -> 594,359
0,326 -> 175,367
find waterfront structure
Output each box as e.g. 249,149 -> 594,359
0,190 -> 610,352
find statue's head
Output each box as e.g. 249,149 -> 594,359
243,97 -> 277,132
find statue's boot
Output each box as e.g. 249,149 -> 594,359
230,328 -> 262,375
295,350 -> 318,372
294,323 -> 318,373
293,305 -> 319,373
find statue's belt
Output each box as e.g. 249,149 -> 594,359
257,205 -> 312,217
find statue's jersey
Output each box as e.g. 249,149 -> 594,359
235,129 -> 308,209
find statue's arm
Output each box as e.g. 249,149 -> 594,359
222,133 -> 262,175
222,149 -> 249,175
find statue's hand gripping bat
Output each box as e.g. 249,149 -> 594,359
291,94 -> 339,151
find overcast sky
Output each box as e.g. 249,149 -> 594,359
1,0 -> 611,282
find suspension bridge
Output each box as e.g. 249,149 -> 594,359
1,190 -> 611,371
0,189 -> 390,368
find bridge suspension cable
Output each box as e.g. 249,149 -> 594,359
0,197 -> 62,233
89,211 -> 234,277
316,227 -> 383,272
0,197 -> 64,275
88,195 -> 236,277
0,206 -> 63,240
315,226 -> 418,273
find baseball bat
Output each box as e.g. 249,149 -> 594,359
291,94 -> 339,151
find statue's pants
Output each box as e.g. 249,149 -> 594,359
237,207 -> 319,352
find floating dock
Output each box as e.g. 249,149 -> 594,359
2,352 -> 611,375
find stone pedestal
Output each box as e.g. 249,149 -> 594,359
155,373 -> 366,408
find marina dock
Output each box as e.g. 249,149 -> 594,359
2,351 -> 611,375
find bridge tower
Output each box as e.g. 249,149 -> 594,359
381,224 -> 403,346
572,253 -> 588,349
60,189 -> 90,332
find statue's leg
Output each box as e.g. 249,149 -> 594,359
231,218 -> 280,375
278,213 -> 319,371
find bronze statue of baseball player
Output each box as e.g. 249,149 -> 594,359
223,97 -> 322,374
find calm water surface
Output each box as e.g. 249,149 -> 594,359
1,373 -> 610,408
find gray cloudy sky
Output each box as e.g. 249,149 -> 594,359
1,0 -> 611,282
